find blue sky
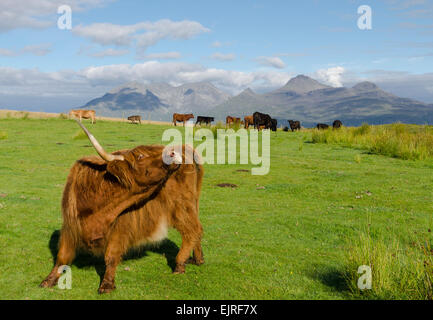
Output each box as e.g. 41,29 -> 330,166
1,0 -> 433,111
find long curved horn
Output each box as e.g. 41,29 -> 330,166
75,120 -> 124,162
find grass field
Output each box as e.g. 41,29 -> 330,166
0,118 -> 432,300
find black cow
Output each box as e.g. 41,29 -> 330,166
316,123 -> 329,130
195,116 -> 214,126
270,119 -> 277,132
333,120 -> 343,129
288,120 -> 301,132
253,112 -> 275,131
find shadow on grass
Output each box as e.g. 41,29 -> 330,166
307,265 -> 352,297
48,230 -> 180,283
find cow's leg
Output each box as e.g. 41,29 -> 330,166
98,234 -> 125,294
173,214 -> 204,274
40,230 -> 76,288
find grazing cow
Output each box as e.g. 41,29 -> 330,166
333,120 -> 343,129
69,110 -> 96,124
127,115 -> 141,124
226,116 -> 242,126
195,116 -> 214,126
40,121 -> 204,294
316,123 -> 330,130
288,120 -> 301,132
173,113 -> 194,126
270,119 -> 277,132
244,115 -> 254,129
253,112 -> 275,131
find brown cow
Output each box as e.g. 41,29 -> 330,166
244,115 -> 254,129
173,113 -> 194,126
127,115 -> 141,124
69,109 -> 96,124
226,116 -> 242,127
40,121 -> 204,294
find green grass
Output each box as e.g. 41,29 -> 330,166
311,123 -> 433,160
0,118 -> 432,300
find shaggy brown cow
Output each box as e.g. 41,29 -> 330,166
244,115 -> 254,129
40,121 -> 204,294
173,113 -> 194,126
226,116 -> 241,126
127,115 -> 141,124
69,109 -> 96,124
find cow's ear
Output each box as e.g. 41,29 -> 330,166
106,160 -> 135,188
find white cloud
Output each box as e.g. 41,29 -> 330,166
0,43 -> 52,57
211,41 -> 223,48
313,66 -> 345,87
255,56 -> 286,69
91,48 -> 129,57
0,62 -> 292,101
0,48 -> 16,57
210,52 -> 236,61
0,0 -> 111,32
138,52 -> 182,60
73,19 -> 210,51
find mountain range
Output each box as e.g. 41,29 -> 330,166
80,75 -> 433,126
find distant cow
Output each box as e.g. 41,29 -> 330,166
244,115 -> 254,129
333,120 -> 343,129
316,123 -> 329,130
69,110 -> 96,124
173,113 -> 194,126
253,112 -> 276,131
226,116 -> 242,126
270,119 -> 277,132
283,126 -> 289,132
127,115 -> 141,124
288,120 -> 301,132
195,116 -> 214,126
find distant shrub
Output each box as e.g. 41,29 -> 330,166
20,112 -> 29,120
58,113 -> 68,119
353,123 -> 371,136
72,130 -> 87,140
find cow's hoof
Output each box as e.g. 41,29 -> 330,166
186,257 -> 205,266
39,277 -> 57,288
98,281 -> 116,294
173,264 -> 185,274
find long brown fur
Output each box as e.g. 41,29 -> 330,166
40,144 -> 204,294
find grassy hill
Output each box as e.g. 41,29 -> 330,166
0,118 -> 432,299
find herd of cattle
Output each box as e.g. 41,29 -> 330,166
69,109 -> 343,131
172,112 -> 343,131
